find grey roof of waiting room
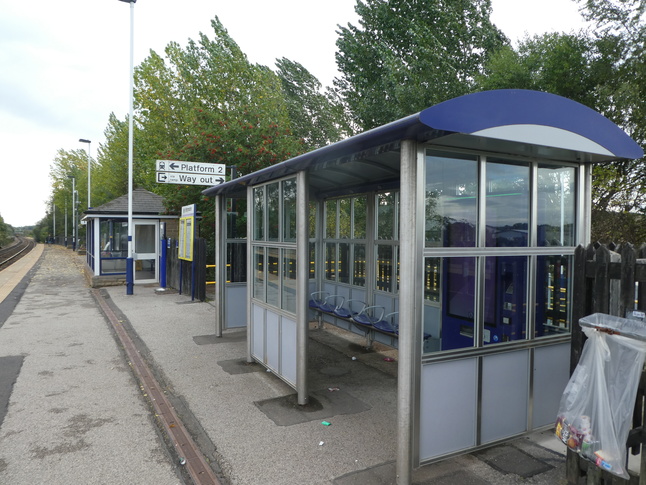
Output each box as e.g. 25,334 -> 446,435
84,188 -> 174,216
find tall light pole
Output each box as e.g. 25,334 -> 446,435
119,0 -> 136,295
52,203 -> 56,244
79,139 -> 91,209
68,175 -> 76,251
125,0 -> 135,295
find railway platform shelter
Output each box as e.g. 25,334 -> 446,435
82,188 -> 178,287
202,89 -> 643,484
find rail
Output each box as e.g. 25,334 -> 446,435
0,237 -> 35,270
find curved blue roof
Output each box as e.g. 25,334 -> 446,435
419,90 -> 643,160
204,89 -> 643,197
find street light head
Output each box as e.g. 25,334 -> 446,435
79,139 -> 91,144
118,0 -> 136,3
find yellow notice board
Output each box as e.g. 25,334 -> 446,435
179,204 -> 196,261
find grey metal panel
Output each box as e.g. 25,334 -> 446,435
532,343 -> 569,428
481,350 -> 529,444
266,311 -> 280,371
225,285 -> 247,328
419,358 -> 478,459
252,304 -> 265,361
281,316 -> 297,386
374,293 -> 397,314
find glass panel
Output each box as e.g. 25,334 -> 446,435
283,178 -> 297,242
227,198 -> 247,239
309,242 -> 316,279
485,161 -> 529,247
376,244 -> 393,292
425,151 -> 478,247
309,202 -> 316,239
353,244 -> 366,287
536,255 -> 571,337
267,183 -> 279,241
353,196 -> 367,239
325,243 -> 336,281
101,258 -> 126,274
483,256 -> 527,345
377,193 -> 396,240
267,247 -> 280,307
424,257 -> 440,303
339,198 -> 352,239
226,242 -> 247,283
338,243 -> 350,284
100,220 -> 129,258
253,187 -> 264,241
282,249 -> 297,313
135,258 -> 155,280
325,200 -> 337,238
538,166 -> 576,246
135,224 -> 155,253
441,257 -> 476,350
253,247 -> 265,300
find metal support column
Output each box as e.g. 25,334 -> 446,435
296,170 -> 310,405
214,195 -> 226,338
397,139 -> 422,484
246,186 -> 253,364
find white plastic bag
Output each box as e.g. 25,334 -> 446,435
555,325 -> 646,479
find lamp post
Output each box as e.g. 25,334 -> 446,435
79,139 -> 91,209
67,175 -> 76,251
119,0 -> 136,295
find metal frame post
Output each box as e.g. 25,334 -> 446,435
214,195 -> 225,337
397,139 -> 423,484
296,170 -> 309,405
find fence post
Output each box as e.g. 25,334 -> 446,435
619,243 -> 636,318
593,244 -> 611,314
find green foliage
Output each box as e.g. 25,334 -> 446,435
477,33 -> 598,107
0,213 -> 13,246
576,0 -> 646,241
276,57 -> 353,149
335,0 -> 506,129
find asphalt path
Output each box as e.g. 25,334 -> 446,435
0,246 -> 181,484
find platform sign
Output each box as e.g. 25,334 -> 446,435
156,172 -> 225,186
156,160 -> 225,175
156,160 -> 226,186
178,204 -> 196,261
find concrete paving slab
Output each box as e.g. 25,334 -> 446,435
255,388 -> 371,426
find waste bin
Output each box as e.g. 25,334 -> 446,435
555,313 -> 646,479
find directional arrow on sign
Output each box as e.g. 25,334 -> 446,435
156,171 -> 225,186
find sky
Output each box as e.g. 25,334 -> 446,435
0,0 -> 588,228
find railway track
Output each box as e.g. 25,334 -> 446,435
0,237 -> 35,270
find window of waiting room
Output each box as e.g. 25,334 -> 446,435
249,149 -> 577,353
319,149 -> 576,354
423,149 -> 576,353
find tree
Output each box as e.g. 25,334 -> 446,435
0,213 -> 12,247
575,0 -> 646,242
476,33 -> 598,107
335,0 -> 506,129
275,57 -> 353,149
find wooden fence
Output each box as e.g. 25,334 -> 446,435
568,242 -> 646,484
